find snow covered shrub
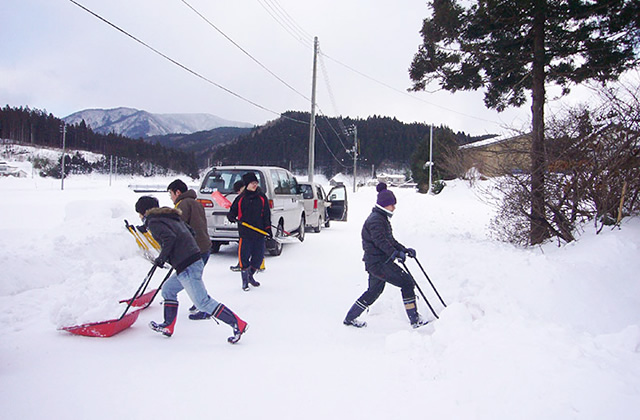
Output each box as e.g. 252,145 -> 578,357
489,78 -> 640,245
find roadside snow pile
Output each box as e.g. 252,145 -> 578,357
1,173 -> 640,420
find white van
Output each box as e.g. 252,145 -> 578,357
298,182 -> 348,232
196,165 -> 305,256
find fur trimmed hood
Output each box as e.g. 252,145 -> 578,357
146,206 -> 183,218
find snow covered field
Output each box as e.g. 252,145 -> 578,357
1,169 -> 640,419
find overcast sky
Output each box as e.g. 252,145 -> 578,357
1,0 -> 600,137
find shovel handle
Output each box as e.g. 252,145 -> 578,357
118,265 -> 157,320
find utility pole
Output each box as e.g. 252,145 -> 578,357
345,125 -> 358,193
308,36 -> 318,183
429,124 -> 433,190
60,122 -> 66,191
423,125 -> 434,193
353,125 -> 358,193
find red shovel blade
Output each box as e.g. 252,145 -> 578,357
119,288 -> 158,308
59,309 -> 142,337
211,191 -> 232,209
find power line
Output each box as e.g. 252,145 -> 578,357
264,0 -> 314,44
252,2 -> 507,128
319,49 -> 502,126
314,124 -> 351,168
68,0 -> 279,115
179,0 -> 311,104
256,0 -> 312,49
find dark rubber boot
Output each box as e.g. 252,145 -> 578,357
149,300 -> 178,337
247,267 -> 261,287
213,303 -> 248,344
241,270 -> 250,291
404,297 -> 428,328
343,299 -> 367,328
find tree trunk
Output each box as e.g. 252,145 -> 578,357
529,0 -> 548,245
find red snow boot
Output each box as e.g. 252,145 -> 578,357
149,300 -> 178,337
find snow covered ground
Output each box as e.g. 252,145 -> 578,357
1,168 -> 640,419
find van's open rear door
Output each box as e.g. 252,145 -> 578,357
326,185 -> 348,221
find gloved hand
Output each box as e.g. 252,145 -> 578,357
392,250 -> 406,263
136,224 -> 147,233
154,257 -> 166,268
405,248 -> 417,258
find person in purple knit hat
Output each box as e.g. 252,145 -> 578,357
343,183 -> 428,329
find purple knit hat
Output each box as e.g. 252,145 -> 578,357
376,182 -> 396,207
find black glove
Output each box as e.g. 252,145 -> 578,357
136,224 -> 147,233
405,248 -> 416,258
392,250 -> 406,263
154,257 -> 166,268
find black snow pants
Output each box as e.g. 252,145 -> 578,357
358,261 -> 416,306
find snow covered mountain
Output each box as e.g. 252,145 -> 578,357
63,107 -> 253,139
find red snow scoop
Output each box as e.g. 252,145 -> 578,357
211,190 -> 232,209
59,309 -> 143,338
119,288 -> 158,307
60,265 -> 173,337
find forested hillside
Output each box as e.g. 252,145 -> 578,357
146,126 -> 252,166
1,106 -> 199,177
207,111 -> 490,178
2,106 -> 494,180
208,112 -> 428,175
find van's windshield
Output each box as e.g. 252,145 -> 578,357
200,169 -> 264,194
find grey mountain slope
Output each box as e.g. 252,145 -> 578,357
64,107 -> 253,138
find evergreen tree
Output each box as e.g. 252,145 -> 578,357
408,0 -> 640,245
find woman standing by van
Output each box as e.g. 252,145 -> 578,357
228,172 -> 272,291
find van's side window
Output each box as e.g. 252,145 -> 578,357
276,170 -> 292,194
289,175 -> 300,195
271,171 -> 283,194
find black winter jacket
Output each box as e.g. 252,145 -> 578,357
144,207 -> 201,273
361,205 -> 406,270
227,188 -> 271,240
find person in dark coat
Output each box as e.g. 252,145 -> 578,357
229,179 -> 267,273
135,196 -> 248,343
227,172 -> 271,291
343,183 -> 428,328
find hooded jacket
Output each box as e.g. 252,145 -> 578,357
361,206 -> 406,270
144,207 -> 201,274
227,188 -> 271,240
174,189 -> 211,254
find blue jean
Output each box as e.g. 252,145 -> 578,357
201,250 -> 211,266
161,259 -> 219,315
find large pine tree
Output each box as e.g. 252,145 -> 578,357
408,0 -> 640,245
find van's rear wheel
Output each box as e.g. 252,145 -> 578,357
297,215 -> 305,242
267,222 -> 284,256
211,241 -> 222,254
